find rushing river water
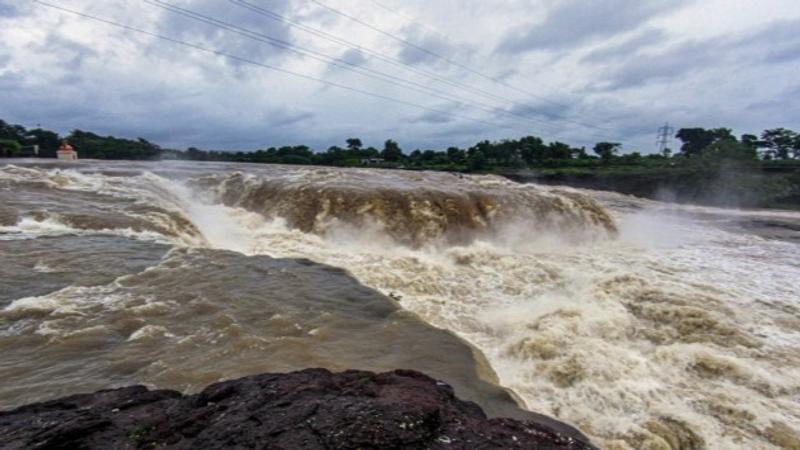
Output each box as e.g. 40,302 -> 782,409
1,160 -> 799,449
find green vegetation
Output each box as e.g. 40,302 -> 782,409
0,139 -> 22,157
2,118 -> 799,208
0,120 -> 160,159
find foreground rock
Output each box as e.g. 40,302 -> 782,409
0,369 -> 596,449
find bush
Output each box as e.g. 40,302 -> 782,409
0,139 -> 22,157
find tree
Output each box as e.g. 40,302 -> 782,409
547,142 -> 573,160
0,139 -> 22,157
593,142 -> 621,161
761,128 -> 797,160
446,146 -> 466,164
381,139 -> 403,161
619,151 -> 642,164
27,128 -> 61,157
741,134 -> 759,151
421,150 -> 438,162
518,136 -> 547,165
65,129 -> 162,160
467,149 -> 486,171
186,147 -> 207,160
701,139 -> 757,163
794,134 -> 800,160
469,141 -> 494,162
345,138 -> 362,151
676,128 -> 735,156
685,139 -> 789,207
0,120 -> 26,143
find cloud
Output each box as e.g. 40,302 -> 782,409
597,41 -> 714,90
0,0 -> 30,18
1,0 -> 799,154
336,48 -> 367,66
590,17 -> 800,91
152,0 -> 297,66
396,25 -> 455,66
581,28 -> 668,63
497,0 -> 683,54
762,42 -> 800,65
40,34 -> 98,69
409,110 -> 455,124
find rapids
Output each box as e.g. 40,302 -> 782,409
1,160 -> 799,449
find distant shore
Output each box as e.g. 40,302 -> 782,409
3,118 -> 799,209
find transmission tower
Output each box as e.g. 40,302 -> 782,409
656,123 -> 675,155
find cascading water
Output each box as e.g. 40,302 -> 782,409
1,160 -> 799,450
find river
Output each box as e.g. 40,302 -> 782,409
1,160 -> 798,449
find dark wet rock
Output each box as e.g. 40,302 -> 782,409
0,369 -> 596,450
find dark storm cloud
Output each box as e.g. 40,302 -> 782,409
136,108 -> 317,149
337,49 -> 367,66
0,0 -> 27,18
748,83 -> 800,111
39,34 -> 98,69
592,17 -> 800,91
396,25 -> 453,66
409,110 -> 454,124
0,0 -> 318,151
0,3 -> 16,17
733,17 -> 800,66
762,42 -> 800,64
3,0 -> 800,153
508,99 -> 573,122
596,41 -> 714,90
497,0 -> 684,54
152,0 -> 296,65
3,67 -> 318,150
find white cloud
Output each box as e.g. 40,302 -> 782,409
1,0 -> 799,152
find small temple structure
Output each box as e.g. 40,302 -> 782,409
57,141 -> 78,161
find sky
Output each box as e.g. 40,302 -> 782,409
1,0 -> 799,153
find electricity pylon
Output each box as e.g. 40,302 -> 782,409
657,123 -> 675,156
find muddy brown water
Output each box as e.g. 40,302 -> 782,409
2,159 -> 800,449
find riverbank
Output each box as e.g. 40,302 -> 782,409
499,164 -> 800,210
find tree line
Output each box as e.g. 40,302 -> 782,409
3,118 -> 799,207
2,118 -> 799,170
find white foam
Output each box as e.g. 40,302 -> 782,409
4,163 -> 800,448
0,216 -> 173,243
194,193 -> 800,449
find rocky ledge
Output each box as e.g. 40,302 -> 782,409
0,369 -> 596,450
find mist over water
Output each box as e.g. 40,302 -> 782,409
1,160 -> 799,449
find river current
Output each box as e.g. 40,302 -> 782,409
1,160 -> 798,449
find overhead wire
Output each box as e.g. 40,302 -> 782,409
369,0 -> 452,44
31,0 -> 518,132
144,0 -> 566,133
307,0 -> 614,133
229,0 -> 518,107
232,0 -> 621,139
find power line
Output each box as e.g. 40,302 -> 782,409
369,0 -> 455,46
228,0 -> 545,117
230,0 -> 626,142
308,0 -> 611,133
144,0 -> 565,132
32,0 -> 514,132
656,123 -> 675,154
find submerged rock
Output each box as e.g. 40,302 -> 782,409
0,369 -> 595,449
